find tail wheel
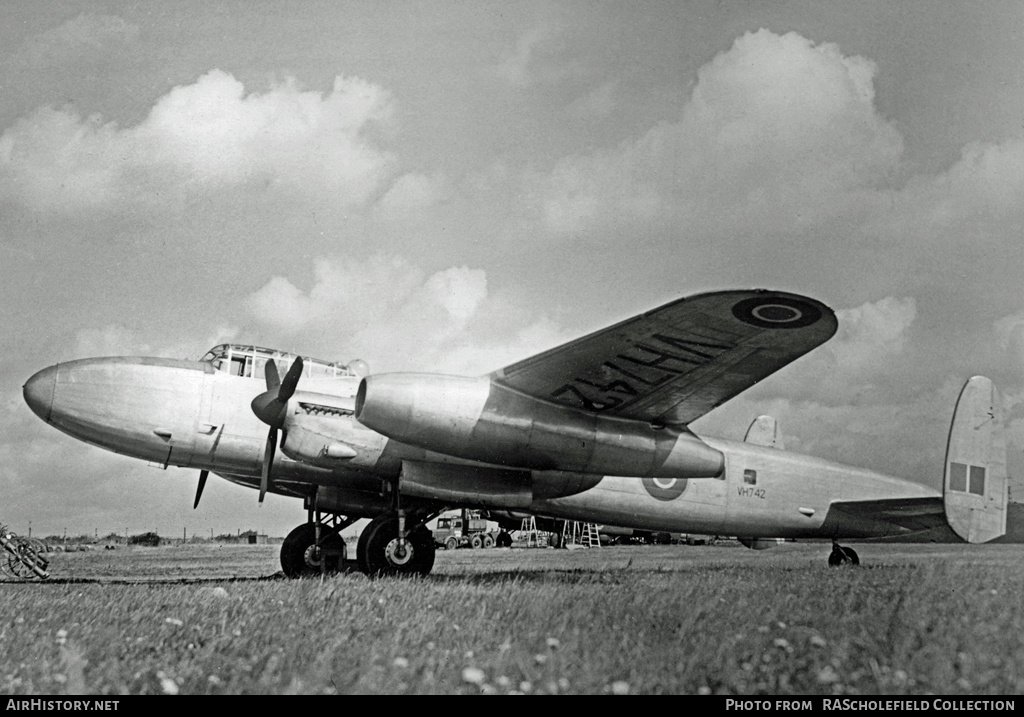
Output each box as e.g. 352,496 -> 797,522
280,523 -> 347,578
828,545 -> 860,567
359,515 -> 436,578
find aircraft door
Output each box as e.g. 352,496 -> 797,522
158,367 -> 206,469
192,371 -> 263,474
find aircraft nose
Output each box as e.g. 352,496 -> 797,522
23,364 -> 58,421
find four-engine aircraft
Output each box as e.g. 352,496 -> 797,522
21,289 -> 1020,577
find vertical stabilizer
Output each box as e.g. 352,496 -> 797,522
944,376 -> 1007,543
744,415 -> 785,450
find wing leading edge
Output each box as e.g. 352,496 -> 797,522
491,290 -> 837,426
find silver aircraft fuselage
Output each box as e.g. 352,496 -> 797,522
23,355 -> 941,541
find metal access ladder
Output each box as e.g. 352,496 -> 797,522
1,524 -> 50,580
562,521 -> 601,548
518,516 -> 547,548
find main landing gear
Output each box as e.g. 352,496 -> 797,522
828,541 -> 860,567
357,513 -> 435,577
280,511 -> 437,579
280,513 -> 357,578
354,480 -> 436,578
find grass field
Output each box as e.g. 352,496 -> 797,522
2,541 -> 1022,695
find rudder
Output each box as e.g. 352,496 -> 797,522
944,376 -> 1007,543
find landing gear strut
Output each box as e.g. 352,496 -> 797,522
828,542 -> 860,567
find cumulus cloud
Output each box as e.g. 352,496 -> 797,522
245,257 -> 485,370
0,70 -> 395,212
246,255 -> 424,333
865,135 -> 1024,250
541,29 -> 904,235
826,297 -> 918,376
244,256 -> 572,374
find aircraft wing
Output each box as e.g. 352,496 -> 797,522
491,290 -> 837,426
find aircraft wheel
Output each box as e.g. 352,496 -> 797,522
280,523 -> 347,578
445,536 -> 459,551
495,531 -> 512,548
359,515 -> 435,578
470,534 -> 483,549
828,545 -> 860,567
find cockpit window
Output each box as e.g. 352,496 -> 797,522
199,344 -> 365,380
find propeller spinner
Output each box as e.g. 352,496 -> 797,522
250,357 -> 304,504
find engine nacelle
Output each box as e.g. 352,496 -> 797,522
355,373 -> 724,478
278,391 -> 388,471
398,460 -> 603,509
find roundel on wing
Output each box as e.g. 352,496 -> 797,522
642,477 -> 689,501
731,296 -> 822,329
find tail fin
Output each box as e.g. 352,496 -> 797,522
744,415 -> 785,449
944,376 -> 1008,543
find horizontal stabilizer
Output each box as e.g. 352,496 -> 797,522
944,376 -> 1007,543
743,415 -> 784,449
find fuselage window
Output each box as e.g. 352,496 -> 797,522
743,469 -> 757,485
254,357 -> 267,380
969,465 -> 986,495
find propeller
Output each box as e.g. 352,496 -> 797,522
250,357 -> 304,504
194,470 -> 208,509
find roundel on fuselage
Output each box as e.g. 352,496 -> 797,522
642,477 -> 688,501
731,296 -> 822,329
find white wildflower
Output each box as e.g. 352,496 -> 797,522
462,667 -> 485,685
157,671 -> 179,695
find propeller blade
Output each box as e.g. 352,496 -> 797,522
265,359 -> 281,393
194,470 -> 208,510
279,357 -> 303,401
260,428 -> 276,504
254,356 -> 301,504
251,357 -> 304,429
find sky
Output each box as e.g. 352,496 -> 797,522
3,1 -> 1024,539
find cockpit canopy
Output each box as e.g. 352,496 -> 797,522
200,344 -> 368,380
